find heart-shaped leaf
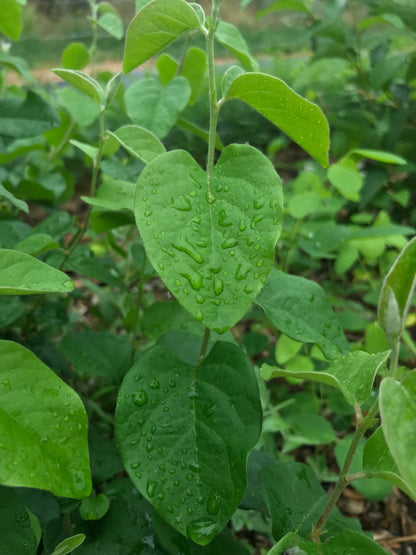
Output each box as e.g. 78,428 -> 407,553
115,342 -> 262,545
134,144 -> 283,333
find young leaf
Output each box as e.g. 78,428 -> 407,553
263,351 -> 388,406
96,12 -> 123,39
363,427 -> 415,499
0,486 -> 38,554
349,148 -> 407,165
82,175 -> 136,212
123,0 -> 202,73
180,47 -> 207,105
327,162 -> 363,201
108,124 -> 166,164
156,53 -> 179,86
51,534 -> 86,555
79,494 -> 110,520
380,370 -> 416,498
125,76 -> 191,138
13,233 -> 59,256
61,42 -> 90,70
0,183 -> 29,213
51,69 -> 104,105
115,342 -> 262,545
214,21 -> 259,71
223,73 -> 330,167
256,268 -> 349,359
322,530 -> 390,554
0,340 -> 91,498
378,236 -> 416,345
0,249 -> 74,295
104,71 -> 122,107
134,144 -> 283,333
0,0 -> 22,41
70,139 -> 99,160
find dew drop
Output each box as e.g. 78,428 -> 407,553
133,390 -> 148,407
146,480 -> 157,497
187,518 -> 219,545
214,276 -> 224,296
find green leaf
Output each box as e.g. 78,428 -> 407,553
0,183 -> 29,213
96,12 -> 124,39
61,42 -> 90,70
57,87 -> 100,127
256,268 -> 349,359
60,330 -> 132,381
0,91 -> 60,139
125,76 -> 190,138
51,534 -> 86,555
328,162 -> 363,201
70,139 -> 99,159
82,174 -> 135,212
259,461 -> 361,541
221,65 -> 245,97
257,0 -> 312,18
79,494 -> 110,520
349,148 -> 407,165
380,370 -> 416,498
123,0 -> 201,73
13,233 -> 59,256
0,249 -> 74,295
108,124 -> 166,164
0,297 -> 24,327
363,427 -> 414,499
0,51 -> 33,81
134,144 -> 283,333
0,486 -> 38,554
0,0 -> 22,40
263,351 -> 388,406
0,340 -> 91,498
224,73 -> 330,167
156,53 -> 179,85
322,530 -> 390,554
52,69 -> 104,105
378,236 -> 416,345
335,435 -> 392,501
104,71 -> 122,107
215,21 -> 259,71
180,47 -> 207,105
274,334 -> 302,364
115,342 -> 262,545
283,412 -> 336,452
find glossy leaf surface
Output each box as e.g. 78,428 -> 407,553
224,73 -> 330,167
0,341 -> 91,498
123,0 -> 201,73
134,144 -> 283,333
378,236 -> 416,344
108,124 -> 166,163
125,77 -> 190,139
0,249 -> 74,295
256,268 -> 349,359
115,342 -> 262,544
263,351 -> 388,406
380,370 -> 416,498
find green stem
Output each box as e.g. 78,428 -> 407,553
60,110 -> 106,270
205,0 -> 221,178
198,327 -> 211,364
310,399 -> 379,543
130,254 -> 147,365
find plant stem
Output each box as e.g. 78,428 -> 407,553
310,399 -> 379,543
60,110 -> 106,269
205,0 -> 221,178
198,327 -> 211,364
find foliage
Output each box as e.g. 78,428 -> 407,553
0,0 -> 415,554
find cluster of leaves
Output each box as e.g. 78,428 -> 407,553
0,0 -> 415,554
